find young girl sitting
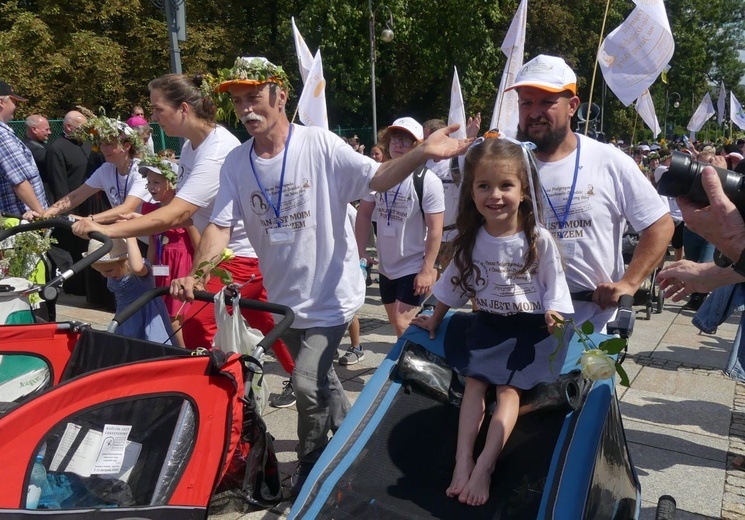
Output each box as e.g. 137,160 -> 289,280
86,237 -> 175,345
412,137 -> 573,507
139,156 -> 199,347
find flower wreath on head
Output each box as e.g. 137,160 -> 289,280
138,154 -> 178,187
215,57 -> 291,93
72,106 -> 145,154
229,56 -> 289,87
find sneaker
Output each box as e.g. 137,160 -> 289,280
270,380 -> 296,408
339,346 -> 364,366
288,461 -> 315,497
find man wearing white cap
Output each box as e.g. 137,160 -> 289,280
508,55 -> 673,330
356,117 -> 444,339
170,57 -> 472,495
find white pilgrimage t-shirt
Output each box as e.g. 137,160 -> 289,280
176,126 -> 254,257
211,124 -> 380,328
362,169 -> 444,279
537,134 -> 668,328
434,227 -> 573,316
426,157 -> 461,241
85,160 -> 151,207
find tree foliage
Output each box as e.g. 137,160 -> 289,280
1,0 -> 743,142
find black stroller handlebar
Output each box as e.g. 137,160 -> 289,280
108,286 -> 295,351
0,214 -> 113,301
572,290 -> 635,338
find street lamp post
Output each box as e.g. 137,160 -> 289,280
369,1 -> 394,142
150,0 -> 186,74
663,91 -> 681,139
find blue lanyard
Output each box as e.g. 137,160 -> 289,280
115,165 -> 132,204
248,125 -> 293,228
384,183 -> 403,226
542,134 -> 581,239
156,234 -> 164,264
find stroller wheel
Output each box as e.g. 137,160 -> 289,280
656,292 -> 664,313
655,494 -> 676,519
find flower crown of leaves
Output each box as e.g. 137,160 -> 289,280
227,57 -> 290,88
72,106 -> 145,154
138,154 -> 178,186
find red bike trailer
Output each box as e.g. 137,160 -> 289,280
0,287 -> 294,518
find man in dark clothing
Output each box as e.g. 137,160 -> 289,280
46,110 -> 104,208
46,110 -> 106,297
23,114 -> 52,202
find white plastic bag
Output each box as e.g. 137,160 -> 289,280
213,287 -> 263,355
213,287 -> 269,413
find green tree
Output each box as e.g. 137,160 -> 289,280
1,0 -> 743,145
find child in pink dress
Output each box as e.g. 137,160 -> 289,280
139,158 -> 199,347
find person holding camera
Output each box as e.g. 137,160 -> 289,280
658,165 -> 745,381
658,165 -> 745,293
507,54 -> 673,331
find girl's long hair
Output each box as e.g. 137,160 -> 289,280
451,138 -> 543,297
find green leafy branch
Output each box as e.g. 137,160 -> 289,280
193,248 -> 235,286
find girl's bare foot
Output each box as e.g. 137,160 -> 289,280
446,458 -> 474,498
458,462 -> 492,506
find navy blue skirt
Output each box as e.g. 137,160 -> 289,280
443,311 -> 566,389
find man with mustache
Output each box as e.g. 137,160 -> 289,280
507,55 -> 673,330
170,56 -> 473,497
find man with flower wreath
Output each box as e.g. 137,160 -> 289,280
169,56 -> 473,496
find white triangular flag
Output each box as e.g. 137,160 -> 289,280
635,90 -> 661,137
686,92 -> 716,132
297,50 -> 328,130
291,17 -> 314,84
598,0 -> 675,106
731,92 -> 745,131
490,0 -> 527,138
717,81 -> 726,125
448,67 -> 467,139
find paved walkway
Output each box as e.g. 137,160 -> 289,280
56,282 -> 745,519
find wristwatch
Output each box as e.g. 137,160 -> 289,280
713,248 -> 745,276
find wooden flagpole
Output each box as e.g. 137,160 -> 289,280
584,0 -> 613,136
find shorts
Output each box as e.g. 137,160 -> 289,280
378,273 -> 424,306
671,221 -> 684,249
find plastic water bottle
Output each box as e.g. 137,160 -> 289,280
26,454 -> 46,509
360,258 -> 368,277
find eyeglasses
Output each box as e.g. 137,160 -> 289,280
389,133 -> 415,148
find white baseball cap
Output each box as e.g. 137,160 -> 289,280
506,55 -> 577,95
388,117 -> 423,141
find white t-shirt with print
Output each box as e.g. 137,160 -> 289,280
434,227 -> 573,316
362,169 -> 444,279
537,134 -> 668,327
85,160 -> 152,207
426,158 -> 461,241
211,124 -> 380,329
176,126 -> 254,257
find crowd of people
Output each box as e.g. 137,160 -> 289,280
0,50 -> 743,506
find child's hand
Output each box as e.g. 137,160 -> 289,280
411,313 -> 440,339
545,311 -> 563,334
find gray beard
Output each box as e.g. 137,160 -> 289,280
516,123 -> 570,155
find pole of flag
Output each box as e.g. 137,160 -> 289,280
585,0 -> 613,137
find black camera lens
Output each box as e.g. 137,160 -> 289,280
657,150 -> 745,208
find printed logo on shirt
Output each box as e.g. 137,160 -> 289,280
252,181 -> 314,233
108,186 -> 120,205
543,184 -> 596,240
